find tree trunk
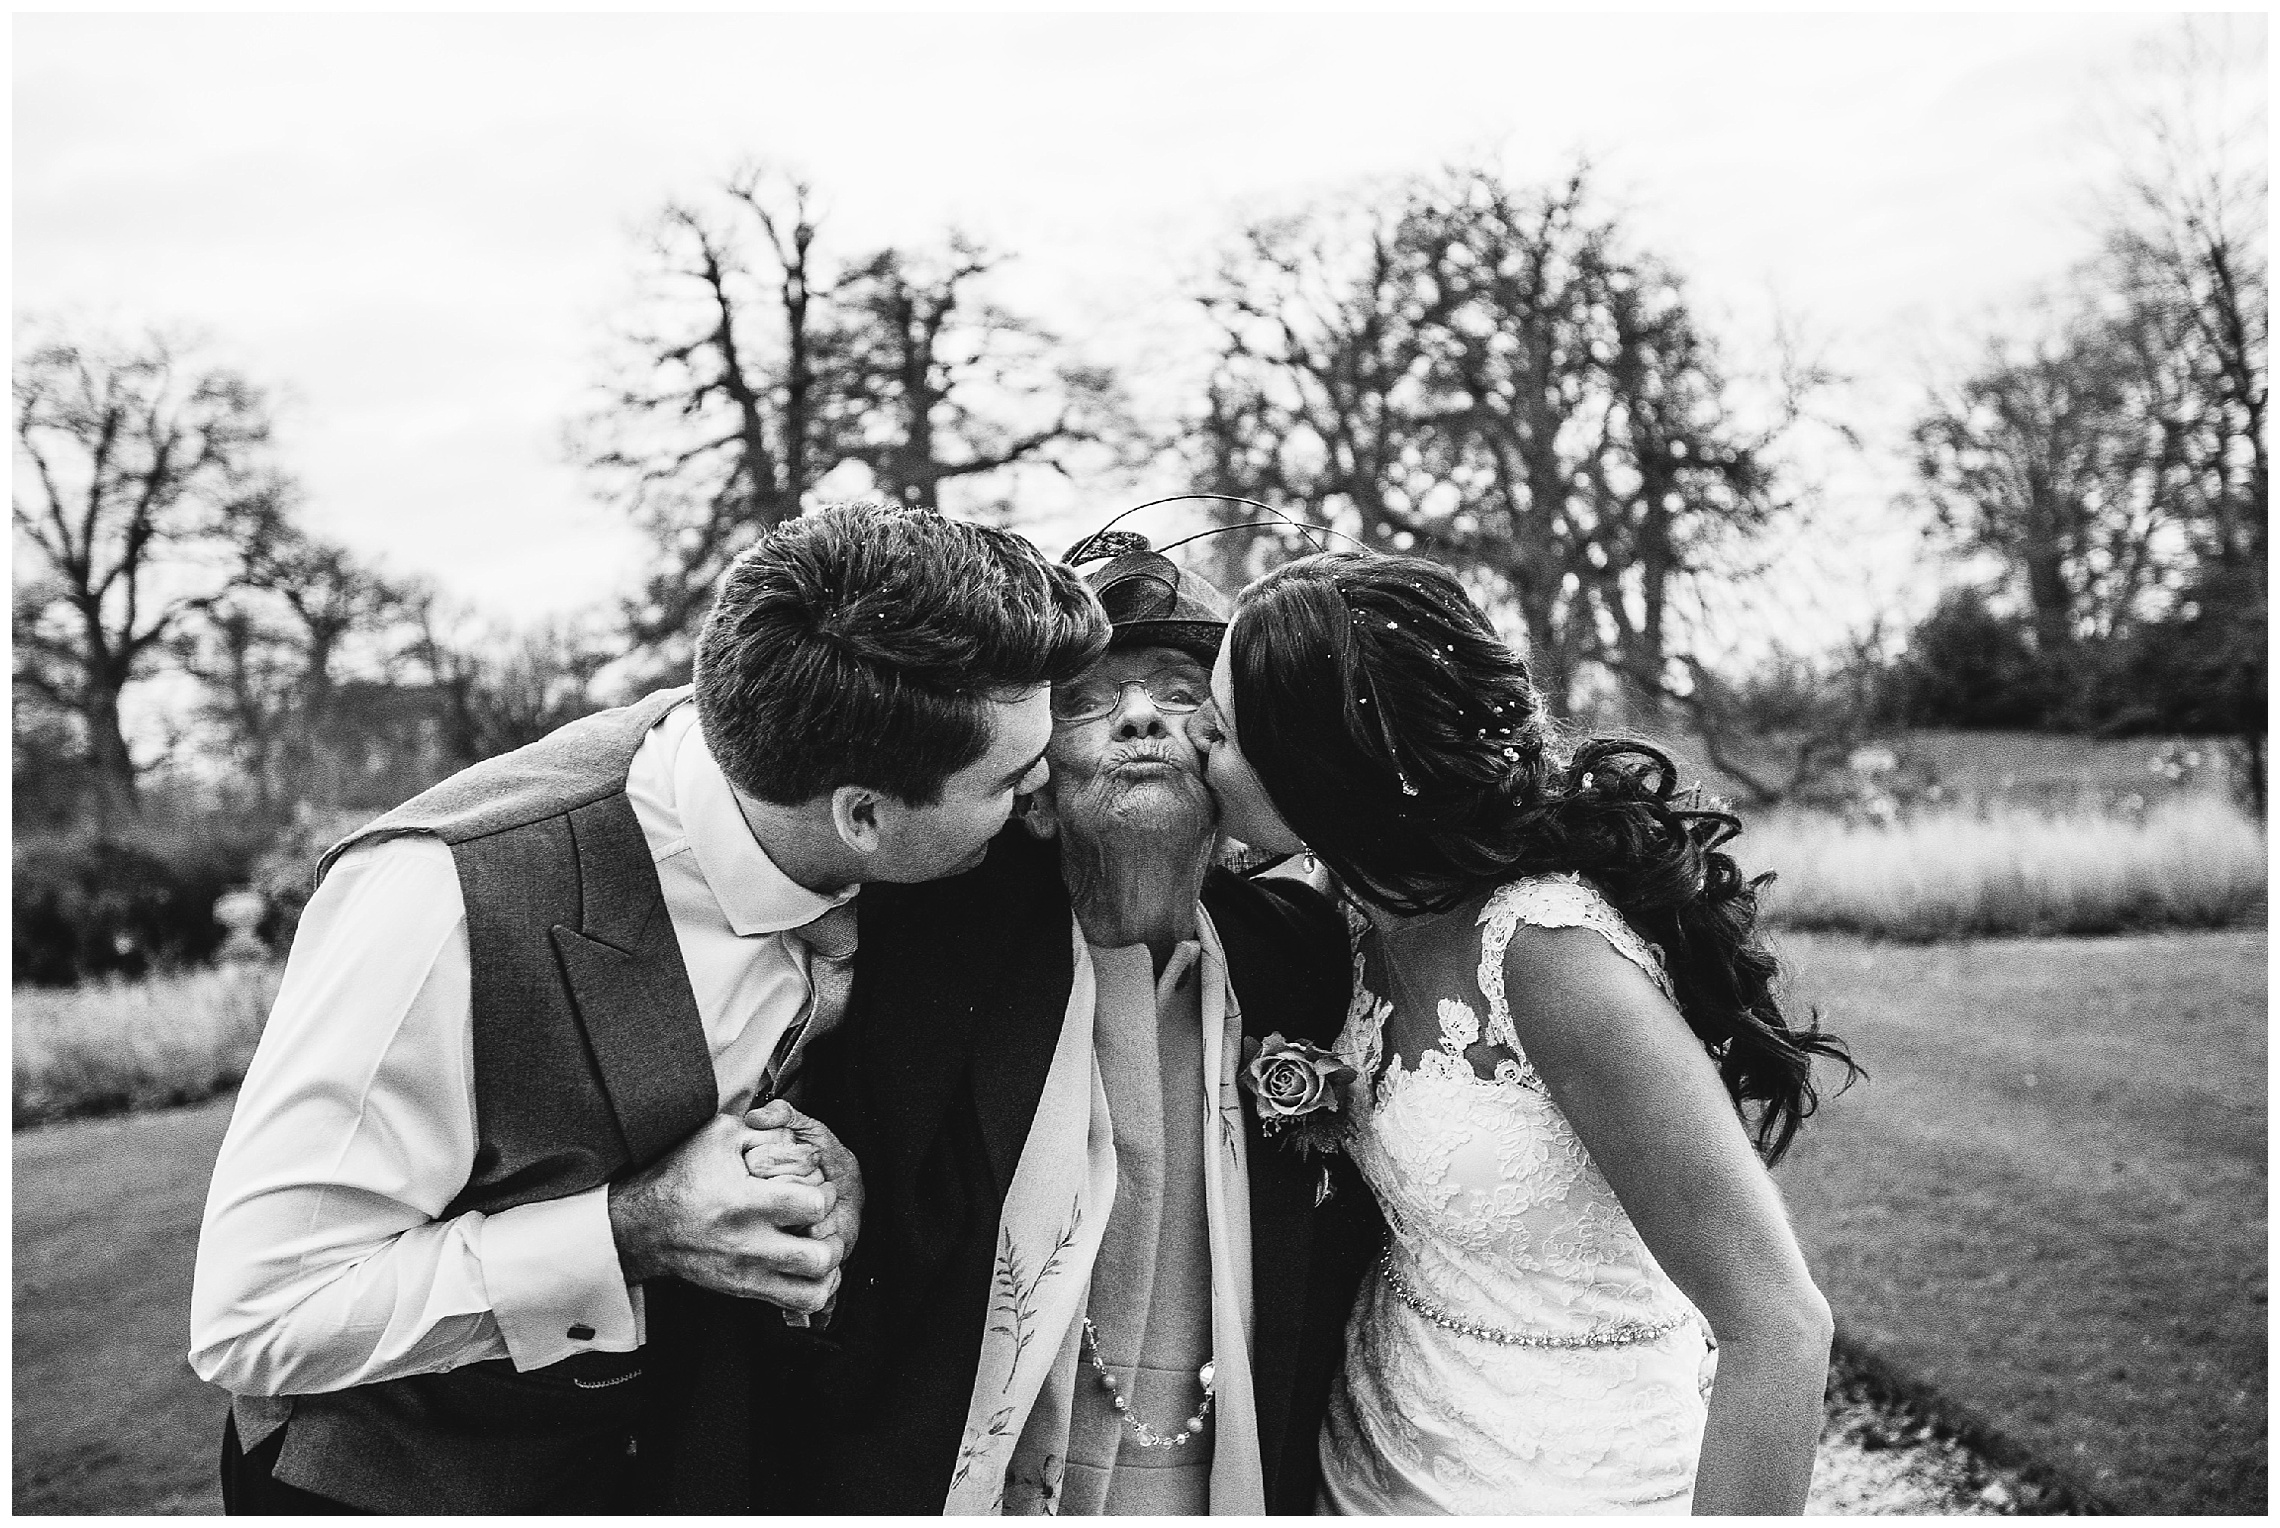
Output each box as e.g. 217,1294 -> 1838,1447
899,302 -> 941,511
2021,483 -> 2074,657
780,224 -> 814,512
81,678 -> 139,827
1634,491 -> 1672,684
1505,559 -> 1573,710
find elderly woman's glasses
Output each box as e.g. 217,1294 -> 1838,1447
1050,668 -> 1210,724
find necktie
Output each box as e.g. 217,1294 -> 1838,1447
760,899 -> 859,1104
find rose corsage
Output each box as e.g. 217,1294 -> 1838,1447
1240,1032 -> 1358,1160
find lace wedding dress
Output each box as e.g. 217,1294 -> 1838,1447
1318,874 -> 1714,1515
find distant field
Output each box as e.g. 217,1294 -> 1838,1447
1743,796 -> 2265,940
1684,728 -> 2251,812
1775,929 -> 2267,1515
13,965 -> 280,1129
1845,729 -> 2244,802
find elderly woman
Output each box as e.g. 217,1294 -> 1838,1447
790,531 -> 1380,1517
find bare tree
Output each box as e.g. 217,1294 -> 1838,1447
178,498 -> 409,809
832,235 -> 1120,515
175,600 -> 300,811
585,165 -> 1124,659
12,328 -> 280,821
1909,315 -> 2178,669
1193,165 -> 1805,711
1908,18 -> 2266,765
2094,17 -> 2267,583
405,592 -> 612,767
2096,18 -> 2267,797
581,165 -> 843,651
1190,200 -> 1455,598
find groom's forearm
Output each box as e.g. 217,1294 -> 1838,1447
186,837 -> 641,1395
188,1189 -> 641,1395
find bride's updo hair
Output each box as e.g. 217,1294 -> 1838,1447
1228,551 -> 1856,1162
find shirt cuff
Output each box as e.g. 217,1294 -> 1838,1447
479,1186 -> 639,1371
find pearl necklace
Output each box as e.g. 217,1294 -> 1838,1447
1081,1316 -> 1216,1448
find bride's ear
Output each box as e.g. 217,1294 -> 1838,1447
1015,790 -> 1059,841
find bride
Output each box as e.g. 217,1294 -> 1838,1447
1193,551 -> 1858,1515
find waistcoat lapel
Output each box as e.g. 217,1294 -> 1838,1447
549,792 -> 717,1167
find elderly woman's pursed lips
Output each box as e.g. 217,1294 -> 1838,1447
1098,740 -> 1201,778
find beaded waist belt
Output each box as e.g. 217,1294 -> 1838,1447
1378,1248 -> 1695,1350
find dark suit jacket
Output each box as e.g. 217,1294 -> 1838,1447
784,828 -> 1382,1513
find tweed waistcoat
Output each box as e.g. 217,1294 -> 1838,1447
260,688 -> 741,1514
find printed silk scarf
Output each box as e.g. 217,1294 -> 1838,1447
944,911 -> 1265,1515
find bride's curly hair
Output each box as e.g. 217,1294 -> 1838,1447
1229,552 -> 1858,1163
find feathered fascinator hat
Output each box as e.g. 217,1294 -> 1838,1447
1061,526 -> 1231,666
1062,493 -> 1341,665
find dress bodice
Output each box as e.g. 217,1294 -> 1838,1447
1318,874 -> 1712,1515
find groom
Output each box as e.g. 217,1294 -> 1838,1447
189,504 -> 1109,1513
792,530 -> 1382,1513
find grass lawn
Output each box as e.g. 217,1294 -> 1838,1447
11,1083 -> 1986,1516
11,927 -> 2263,1513
1774,928 -> 2267,1515
13,1095 -> 234,1513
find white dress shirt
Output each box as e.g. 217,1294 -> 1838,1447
189,697 -> 854,1397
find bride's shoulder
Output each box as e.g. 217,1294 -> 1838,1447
1477,872 -> 1617,938
1477,874 -> 1672,1000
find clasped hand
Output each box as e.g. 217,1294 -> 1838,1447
607,1100 -> 863,1317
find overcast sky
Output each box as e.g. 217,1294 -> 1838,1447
15,11 -> 2246,651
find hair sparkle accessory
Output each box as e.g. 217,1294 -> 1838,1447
1334,583 -> 1420,797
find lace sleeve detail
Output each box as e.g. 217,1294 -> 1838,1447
1475,875 -> 1675,1090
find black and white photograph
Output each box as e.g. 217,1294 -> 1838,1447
11,11 -> 2266,1517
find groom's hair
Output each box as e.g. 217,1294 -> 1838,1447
695,503 -> 1109,805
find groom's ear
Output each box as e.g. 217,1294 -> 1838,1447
1015,789 -> 1059,842
830,785 -> 885,854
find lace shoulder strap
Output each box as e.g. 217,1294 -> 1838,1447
1475,874 -> 1676,1066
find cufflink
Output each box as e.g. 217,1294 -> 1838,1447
568,1323 -> 596,1341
